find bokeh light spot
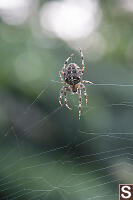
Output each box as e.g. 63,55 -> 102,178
0,0 -> 31,25
40,0 -> 102,41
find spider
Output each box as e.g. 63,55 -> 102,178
59,49 -> 93,120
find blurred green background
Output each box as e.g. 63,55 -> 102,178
0,0 -> 133,199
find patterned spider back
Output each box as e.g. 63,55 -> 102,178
64,63 -> 83,86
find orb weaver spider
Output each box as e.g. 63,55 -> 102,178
59,49 -> 93,120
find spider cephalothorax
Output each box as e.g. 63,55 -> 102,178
59,49 -> 93,120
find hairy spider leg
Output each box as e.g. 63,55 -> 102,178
81,84 -> 87,105
59,87 -> 64,106
61,54 -> 74,75
79,48 -> 85,73
64,87 -> 72,110
77,87 -> 82,120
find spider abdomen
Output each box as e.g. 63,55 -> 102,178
64,63 -> 82,86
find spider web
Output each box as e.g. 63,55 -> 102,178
0,78 -> 133,200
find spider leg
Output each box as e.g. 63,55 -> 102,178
80,84 -> 87,105
79,48 -> 85,73
81,80 -> 93,84
61,53 -> 74,74
77,86 -> 82,120
59,87 -> 64,106
64,86 -> 72,110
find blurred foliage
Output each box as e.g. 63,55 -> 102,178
0,0 -> 133,199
